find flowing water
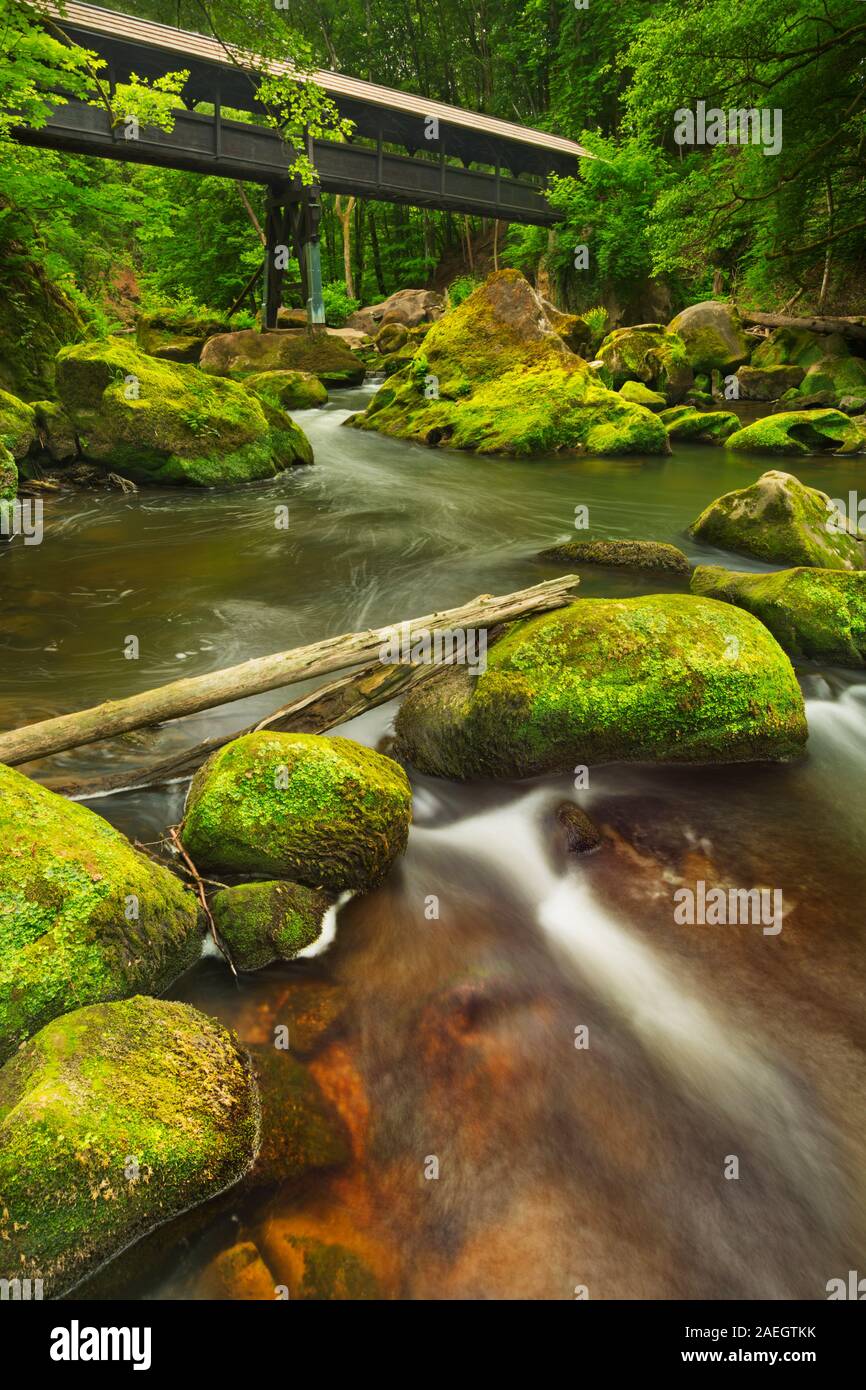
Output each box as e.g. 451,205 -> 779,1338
2,386 -> 865,1299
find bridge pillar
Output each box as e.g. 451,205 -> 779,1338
300,188 -> 325,332
263,187 -> 325,332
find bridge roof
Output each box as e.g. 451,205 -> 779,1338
45,2 -> 592,176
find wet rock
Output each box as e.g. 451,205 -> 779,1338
618,380 -> 667,410
200,328 -> 365,386
197,1241 -> 277,1299
555,802 -> 602,854
0,996 -> 259,1297
181,731 -> 412,891
136,309 -> 234,363
691,565 -> 866,667
0,388 -> 36,459
0,763 -> 203,1063
772,389 -> 835,413
0,444 -> 15,501
659,406 -> 740,443
598,324 -> 694,401
56,340 -> 312,486
346,287 -> 444,335
258,1226 -> 382,1300
689,470 -> 864,570
375,322 -> 409,354
393,595 -> 806,778
726,408 -> 863,456
668,301 -> 750,374
211,879 -> 333,972
538,537 -> 689,574
242,368 -> 328,411
31,399 -> 78,461
246,1044 -> 348,1189
736,364 -> 805,400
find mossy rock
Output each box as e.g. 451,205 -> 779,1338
618,380 -> 667,410
55,340 -> 312,486
0,996 -> 259,1297
246,1045 -> 348,1189
538,538 -> 689,574
0,763 -> 203,1064
243,369 -> 328,411
375,322 -> 410,354
393,595 -> 806,779
659,406 -> 740,444
200,329 -> 366,386
136,309 -> 234,363
750,327 -> 837,371
0,388 -> 37,459
597,324 -> 693,401
0,255 -> 84,400
31,399 -> 78,461
352,271 -> 669,457
689,469 -> 864,570
182,732 -> 412,890
800,354 -> 866,402
0,443 -> 16,501
667,301 -> 750,374
279,1236 -> 381,1300
691,565 -> 866,667
736,365 -> 806,401
211,880 -> 332,971
725,408 -> 863,456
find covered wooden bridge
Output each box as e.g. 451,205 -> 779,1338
19,2 -> 591,326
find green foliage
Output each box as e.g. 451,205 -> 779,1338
446,276 -> 481,309
321,279 -> 359,326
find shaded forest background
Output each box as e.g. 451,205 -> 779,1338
1,0 -> 864,351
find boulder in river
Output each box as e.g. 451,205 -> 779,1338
735,365 -> 806,401
0,996 -> 258,1297
136,308 -> 234,363
0,388 -> 36,459
346,287 -> 444,335
691,565 -> 866,668
246,1045 -> 348,1189
538,537 -> 690,574
0,764 -> 203,1063
618,380 -> 667,410
352,270 -> 669,457
725,409 -> 863,456
689,470 -> 864,570
32,399 -> 78,461
200,328 -> 365,386
0,444 -> 15,500
597,324 -> 693,401
750,326 -> 837,370
243,369 -> 328,411
659,406 -> 740,443
56,340 -> 312,486
667,301 -> 750,374
182,731 -> 412,891
211,880 -> 333,971
393,595 -> 806,778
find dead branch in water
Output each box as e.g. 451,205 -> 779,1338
167,825 -> 237,977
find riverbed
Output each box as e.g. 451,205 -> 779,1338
2,385 -> 865,1299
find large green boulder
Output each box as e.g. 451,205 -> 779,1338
597,323 -> 693,401
0,763 -> 203,1064
750,327 -> 837,370
182,732 -> 412,890
0,253 -> 83,400
800,354 -> 866,403
211,880 -> 332,971
55,340 -> 312,486
689,470 -> 864,570
618,380 -> 667,410
200,329 -> 365,386
243,369 -> 328,411
352,271 -> 668,457
667,301 -> 750,374
725,409 -> 863,456
0,443 -> 15,501
0,388 -> 36,458
0,996 -> 258,1297
659,406 -> 740,443
691,565 -> 866,667
393,596 -> 806,779
136,308 -> 234,363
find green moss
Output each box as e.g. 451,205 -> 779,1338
393,595 -> 807,779
689,469 -> 864,569
247,1046 -> 348,1188
725,409 -> 863,457
0,996 -> 259,1296
0,764 -> 203,1063
0,443 -> 16,500
750,328 -> 833,370
287,1237 -> 381,1300
136,309 -> 235,363
538,538 -> 689,574
211,880 -> 332,971
200,329 -> 365,386
659,406 -> 740,443
691,565 -> 866,667
597,325 -> 692,400
182,732 -> 412,891
668,302 -> 750,374
55,340 -> 313,486
0,256 -> 83,400
618,380 -> 667,409
0,388 -> 36,458
243,370 -> 328,411
800,354 -> 866,402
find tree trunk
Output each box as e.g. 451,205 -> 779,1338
0,576 -> 579,768
368,209 -> 387,295
739,309 -> 866,340
334,194 -> 356,299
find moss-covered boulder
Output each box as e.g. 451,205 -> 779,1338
538,537 -> 689,574
0,763 -> 203,1063
31,399 -> 78,461
375,322 -> 409,354
618,380 -> 667,410
247,1046 -> 348,1189
0,996 -> 258,1296
211,880 -> 332,971
0,388 -> 36,459
800,353 -> 866,403
725,409 -> 863,456
597,324 -> 693,401
0,254 -> 83,400
351,271 -> 669,457
736,365 -> 805,400
659,406 -> 740,443
55,340 -> 312,486
136,308 -> 234,363
667,301 -> 750,374
393,596 -> 806,779
243,369 -> 328,412
0,443 -> 15,501
200,329 -> 365,386
750,327 -> 834,370
691,565 -> 866,667
689,470 -> 864,570
182,732 -> 412,890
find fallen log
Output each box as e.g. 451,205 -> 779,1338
739,309 -> 866,341
1,575 -> 579,769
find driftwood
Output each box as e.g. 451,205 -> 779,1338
2,576 -> 579,770
739,309 -> 866,341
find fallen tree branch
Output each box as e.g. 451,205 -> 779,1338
738,309 -> 866,340
167,825 -> 236,977
2,576 -> 579,769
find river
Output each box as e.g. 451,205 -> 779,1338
3,384 -> 865,1299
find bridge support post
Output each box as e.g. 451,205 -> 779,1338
300,187 -> 326,333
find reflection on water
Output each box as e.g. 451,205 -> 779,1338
3,393 -> 866,1298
